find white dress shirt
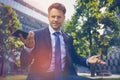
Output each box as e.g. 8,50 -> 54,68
47,25 -> 66,72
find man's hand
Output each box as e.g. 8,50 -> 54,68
19,31 -> 35,48
87,54 -> 106,64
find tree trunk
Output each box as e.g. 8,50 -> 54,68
90,64 -> 95,77
0,52 -> 4,76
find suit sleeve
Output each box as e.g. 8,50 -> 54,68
20,47 -> 34,69
69,36 -> 89,68
20,31 -> 37,69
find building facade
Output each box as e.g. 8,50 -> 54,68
0,0 -> 48,31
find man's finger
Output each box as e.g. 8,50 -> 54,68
30,31 -> 34,39
27,31 -> 34,40
96,58 -> 106,64
94,54 -> 101,58
19,34 -> 25,43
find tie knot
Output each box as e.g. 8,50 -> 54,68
53,32 -> 60,36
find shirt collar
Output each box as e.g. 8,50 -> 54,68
48,25 -> 61,35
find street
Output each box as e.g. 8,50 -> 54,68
0,74 -> 27,80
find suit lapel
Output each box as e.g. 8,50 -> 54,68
62,31 -> 71,60
62,31 -> 73,74
62,31 -> 69,45
43,27 -> 52,54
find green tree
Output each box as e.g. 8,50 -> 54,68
65,0 -> 120,56
108,0 -> 120,46
64,0 -> 120,76
0,3 -> 22,76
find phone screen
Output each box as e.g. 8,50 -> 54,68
12,30 -> 28,39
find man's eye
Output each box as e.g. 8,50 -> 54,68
51,16 -> 61,19
57,16 -> 61,18
51,16 -> 55,18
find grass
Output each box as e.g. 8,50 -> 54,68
0,74 -> 120,80
0,74 -> 27,80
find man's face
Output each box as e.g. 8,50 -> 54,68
48,8 -> 65,31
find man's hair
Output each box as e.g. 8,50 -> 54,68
48,3 -> 66,14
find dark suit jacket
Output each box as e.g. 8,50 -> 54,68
20,27 -> 89,76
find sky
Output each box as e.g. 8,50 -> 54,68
23,0 -> 76,20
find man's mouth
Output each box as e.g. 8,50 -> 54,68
53,23 -> 58,26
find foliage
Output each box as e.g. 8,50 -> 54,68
0,3 -> 22,59
64,0 -> 120,56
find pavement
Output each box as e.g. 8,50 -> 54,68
78,73 -> 120,79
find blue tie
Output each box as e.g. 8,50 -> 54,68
53,32 -> 62,80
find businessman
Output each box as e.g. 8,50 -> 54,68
20,2 -> 105,80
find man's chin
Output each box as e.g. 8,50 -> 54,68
52,25 -> 58,27
52,27 -> 60,31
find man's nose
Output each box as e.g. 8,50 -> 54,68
54,17 -> 58,21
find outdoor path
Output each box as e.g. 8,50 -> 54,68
78,73 -> 120,79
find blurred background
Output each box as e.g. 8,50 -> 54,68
0,0 -> 120,80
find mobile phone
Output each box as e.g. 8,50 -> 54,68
12,30 -> 28,39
